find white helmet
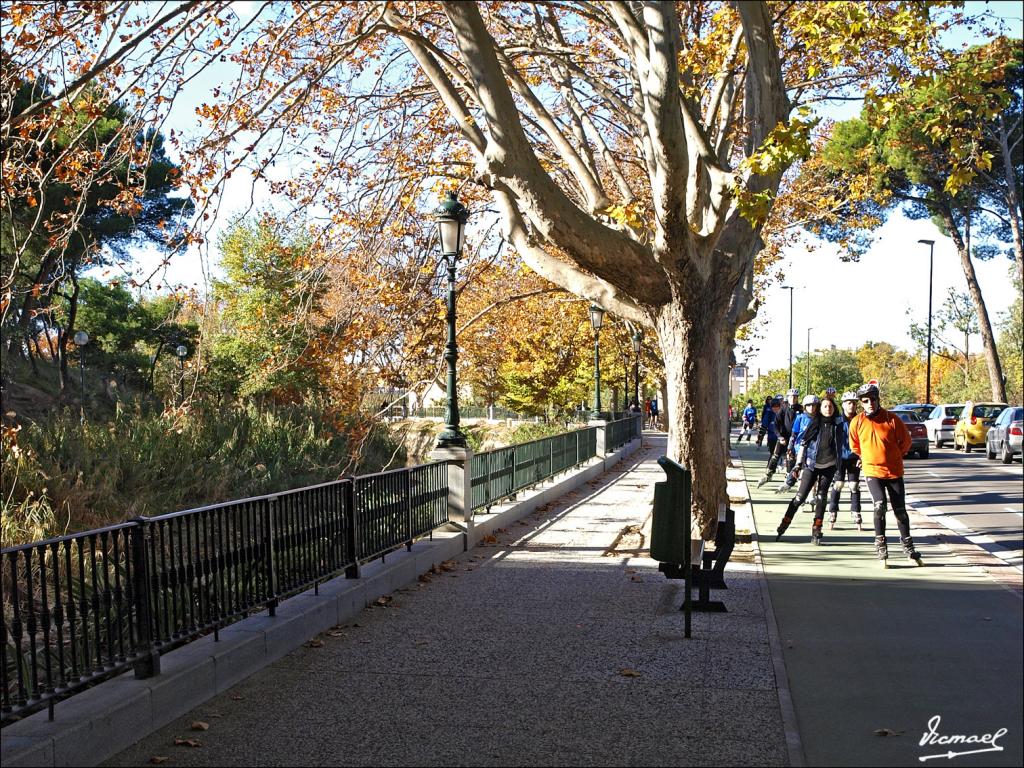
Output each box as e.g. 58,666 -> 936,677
802,394 -> 820,407
841,391 -> 858,403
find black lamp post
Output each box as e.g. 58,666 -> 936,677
589,304 -> 605,420
434,191 -> 470,449
631,330 -> 642,409
175,344 -> 188,406
74,330 -> 89,424
782,284 -> 796,389
918,239 -> 935,404
805,327 -> 812,395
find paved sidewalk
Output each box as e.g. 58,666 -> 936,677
107,435 -> 789,767
735,439 -> 1023,767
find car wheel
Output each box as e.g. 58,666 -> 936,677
1002,441 -> 1013,465
935,437 -> 944,448
920,446 -> 929,459
964,440 -> 972,453
986,439 -> 996,460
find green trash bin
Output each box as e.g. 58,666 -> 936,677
651,456 -> 694,637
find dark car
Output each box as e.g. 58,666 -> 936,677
896,411 -> 929,458
986,406 -> 1023,464
893,403 -> 936,421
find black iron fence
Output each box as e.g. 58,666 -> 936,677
1,462 -> 448,726
2,418 -> 639,726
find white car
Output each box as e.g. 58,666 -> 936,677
923,404 -> 965,448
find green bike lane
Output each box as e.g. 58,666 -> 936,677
733,441 -> 1023,767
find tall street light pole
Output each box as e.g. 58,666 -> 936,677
589,304 -> 605,420
73,330 -> 89,425
918,239 -> 935,404
434,191 -> 470,449
782,285 -> 796,389
806,327 -> 813,395
632,330 -> 642,410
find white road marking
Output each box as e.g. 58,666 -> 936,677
927,471 -> 942,479
906,495 -> 1023,573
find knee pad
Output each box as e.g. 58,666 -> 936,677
873,499 -> 887,513
832,480 -> 844,493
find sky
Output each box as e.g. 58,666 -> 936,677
116,1 -> 1023,376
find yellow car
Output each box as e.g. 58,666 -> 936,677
953,402 -> 1008,453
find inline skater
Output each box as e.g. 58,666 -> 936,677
756,388 -> 800,487
740,399 -> 757,442
849,383 -> 921,567
762,398 -> 782,456
827,391 -> 863,530
775,394 -> 844,544
755,395 -> 774,448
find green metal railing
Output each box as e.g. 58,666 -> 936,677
606,414 -> 643,453
470,427 -> 598,512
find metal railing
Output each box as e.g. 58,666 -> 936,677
404,406 -> 536,420
1,463 -> 448,726
606,414 -> 643,453
470,427 -> 598,512
1,417 -> 640,725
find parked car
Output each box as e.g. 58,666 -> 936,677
953,402 -> 1008,453
895,411 -> 929,458
923,404 -> 964,448
893,403 -> 936,421
985,406 -> 1023,464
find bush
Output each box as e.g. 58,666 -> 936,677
1,402 -> 404,546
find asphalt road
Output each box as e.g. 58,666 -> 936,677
902,444 -> 1023,570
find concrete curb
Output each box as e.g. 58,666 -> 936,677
730,447 -> 806,768
1,439 -> 640,768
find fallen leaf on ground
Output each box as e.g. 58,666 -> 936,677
414,640 -> 429,646
149,758 -> 169,764
374,595 -> 393,607
418,574 -> 433,583
618,668 -> 642,678
482,535 -> 498,544
624,568 -> 637,574
190,721 -> 209,731
230,695 -> 244,701
328,630 -> 346,637
873,728 -> 903,737
174,738 -> 202,747
630,575 -> 642,582
305,639 -> 324,648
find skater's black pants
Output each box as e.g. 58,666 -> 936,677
765,438 -> 788,474
864,476 -> 911,539
783,464 -> 836,524
766,435 -> 778,456
756,423 -> 768,446
827,456 -> 862,514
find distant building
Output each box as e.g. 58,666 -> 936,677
730,365 -> 755,398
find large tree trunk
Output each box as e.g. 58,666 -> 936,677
943,208 -> 1008,402
657,301 -> 729,540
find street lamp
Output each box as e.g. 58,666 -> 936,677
589,304 -> 605,420
781,285 -> 797,390
175,344 -> 188,406
73,330 -> 89,424
434,191 -> 470,449
805,327 -> 813,395
631,330 -> 642,410
918,239 -> 935,404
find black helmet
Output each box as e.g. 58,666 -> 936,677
856,383 -> 880,401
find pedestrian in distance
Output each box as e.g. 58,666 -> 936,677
740,399 -> 757,442
827,390 -> 863,530
849,383 -> 922,568
644,398 -> 652,426
775,393 -> 845,545
649,397 -> 660,430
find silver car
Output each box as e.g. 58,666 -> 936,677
986,406 -> 1023,464
923,404 -> 964,448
